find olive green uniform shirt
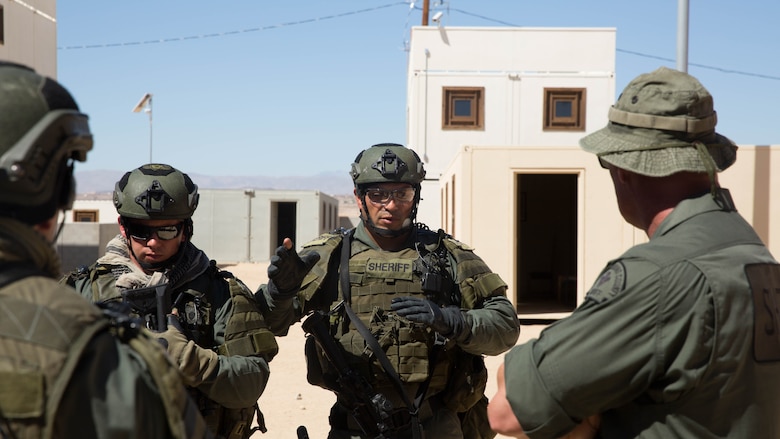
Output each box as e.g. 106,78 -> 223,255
504,189 -> 780,438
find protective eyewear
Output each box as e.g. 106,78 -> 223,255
365,187 -> 416,205
125,222 -> 184,241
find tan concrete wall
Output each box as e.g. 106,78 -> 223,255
442,144 -> 779,312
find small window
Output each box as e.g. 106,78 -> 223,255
544,88 -> 586,131
73,210 -> 99,222
443,87 -> 484,130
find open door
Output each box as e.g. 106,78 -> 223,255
516,173 -> 578,314
271,201 -> 297,252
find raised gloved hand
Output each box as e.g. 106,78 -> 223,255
267,238 -> 320,300
390,296 -> 466,338
157,314 -> 218,387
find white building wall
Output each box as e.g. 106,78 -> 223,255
406,26 -> 616,229
63,199 -> 120,224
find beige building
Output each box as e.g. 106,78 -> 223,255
406,25 -> 780,318
0,0 -> 57,77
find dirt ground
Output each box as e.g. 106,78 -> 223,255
222,262 -> 545,439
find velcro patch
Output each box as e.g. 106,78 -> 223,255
0,371 -> 44,418
585,262 -> 626,304
365,258 -> 415,280
746,263 -> 780,362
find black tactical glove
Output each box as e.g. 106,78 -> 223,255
267,244 -> 320,300
390,296 -> 466,338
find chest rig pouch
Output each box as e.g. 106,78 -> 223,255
308,228 -> 458,393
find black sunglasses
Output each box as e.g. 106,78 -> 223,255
124,222 -> 184,241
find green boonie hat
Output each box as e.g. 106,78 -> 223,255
579,66 -> 737,177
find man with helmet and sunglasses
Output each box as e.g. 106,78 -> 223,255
65,163 -> 278,438
0,62 -> 210,438
256,143 -> 520,438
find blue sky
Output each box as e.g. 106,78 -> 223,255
58,1 -> 780,180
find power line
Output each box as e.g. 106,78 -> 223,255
616,49 -> 780,81
57,2 -> 780,82
57,2 -> 407,50
444,7 -> 780,82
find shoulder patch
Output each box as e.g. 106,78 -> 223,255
302,232 -> 342,248
449,238 -> 473,251
585,262 -> 626,304
443,237 -> 474,252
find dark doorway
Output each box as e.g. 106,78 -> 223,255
273,201 -> 297,249
516,174 -> 578,314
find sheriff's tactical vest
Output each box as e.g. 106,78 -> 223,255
299,228 -> 505,405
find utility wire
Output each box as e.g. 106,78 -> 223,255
57,2 -> 407,50
444,7 -> 780,82
616,49 -> 780,81
58,2 -> 779,82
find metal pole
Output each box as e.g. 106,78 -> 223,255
423,48 -> 430,163
132,93 -> 154,162
244,189 -> 255,261
148,95 -> 153,162
677,0 -> 689,72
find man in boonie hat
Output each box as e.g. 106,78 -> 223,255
581,65 -> 736,179
488,67 -> 780,439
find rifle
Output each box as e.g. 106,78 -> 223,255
301,310 -> 401,439
121,283 -> 175,331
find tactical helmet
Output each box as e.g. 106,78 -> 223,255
350,143 -> 426,238
350,143 -> 426,187
0,62 -> 93,224
114,163 -> 199,220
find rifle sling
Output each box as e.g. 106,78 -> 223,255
339,229 -> 425,439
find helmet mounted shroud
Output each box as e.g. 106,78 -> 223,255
373,148 -> 409,179
350,143 -> 426,238
135,180 -> 175,215
0,62 -> 93,224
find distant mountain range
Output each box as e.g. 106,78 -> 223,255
75,169 -> 355,196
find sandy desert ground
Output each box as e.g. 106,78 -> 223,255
222,262 -> 546,439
